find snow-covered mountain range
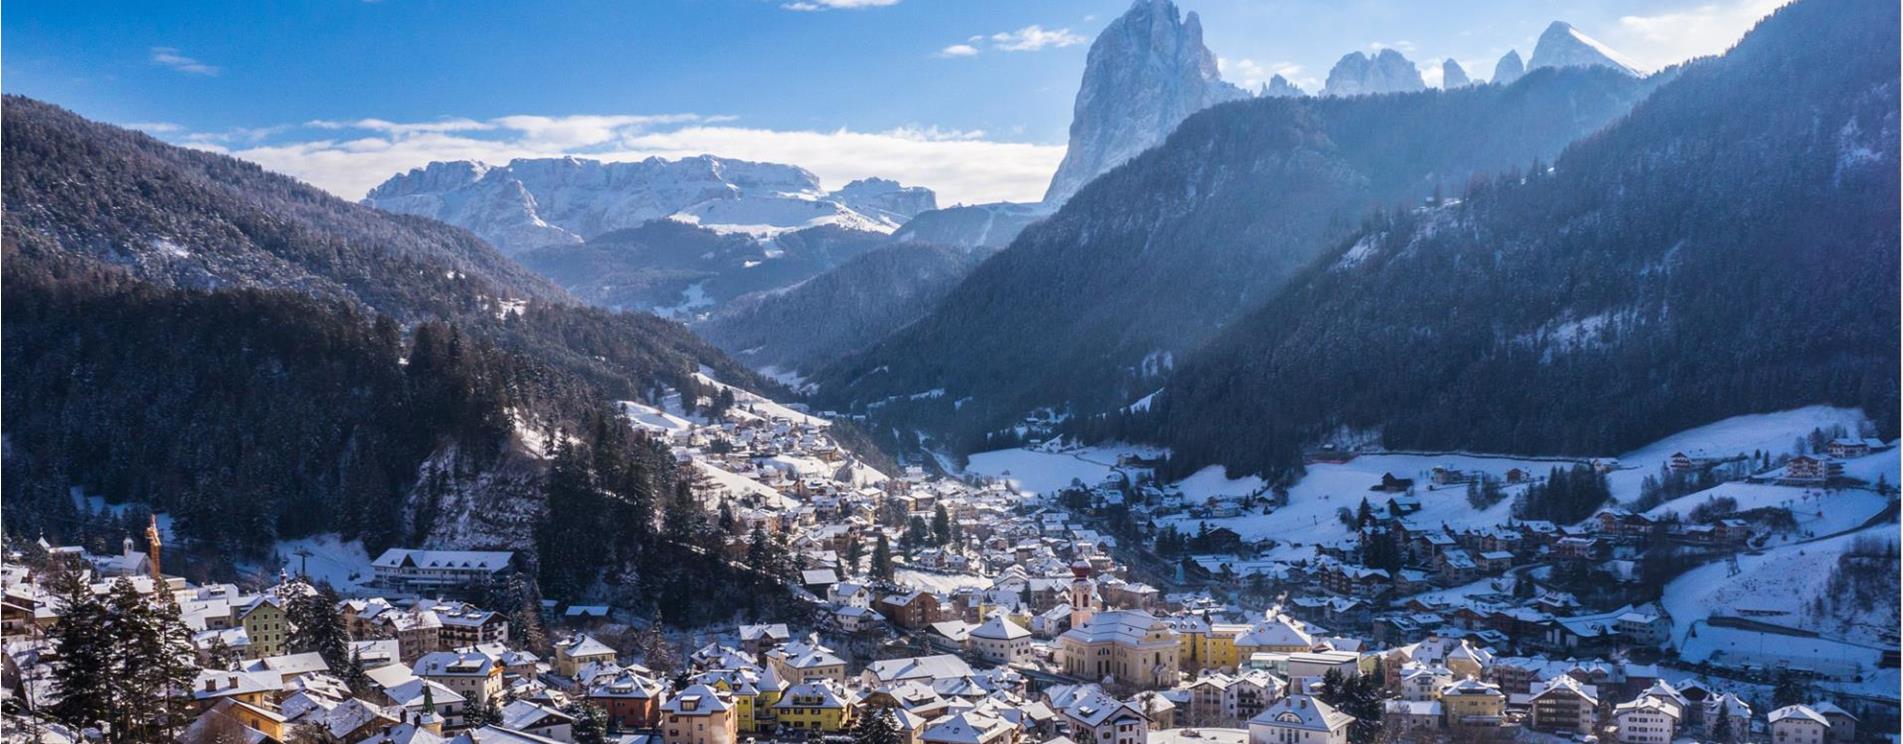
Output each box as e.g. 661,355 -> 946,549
363,155 -> 936,255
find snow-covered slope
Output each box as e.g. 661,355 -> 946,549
892,201 -> 1053,249
1527,21 -> 1642,76
1665,523 -> 1898,663
1607,406 -> 1871,500
1042,0 -> 1248,205
365,155 -> 935,254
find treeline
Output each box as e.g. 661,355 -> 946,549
1511,465 -> 1612,525
1,252 -> 540,555
535,408 -> 810,623
1141,0 -> 1899,481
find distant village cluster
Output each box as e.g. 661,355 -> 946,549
1,399 -> 1893,744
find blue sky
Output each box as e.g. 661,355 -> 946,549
6,0 -> 1785,204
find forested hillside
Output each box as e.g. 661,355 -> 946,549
694,241 -> 989,376
811,67 -> 1655,451
1139,0 -> 1900,479
1,98 -> 799,617
1,97 -> 562,318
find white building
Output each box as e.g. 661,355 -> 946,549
1613,697 -> 1680,744
1062,690 -> 1151,744
1770,705 -> 1831,744
371,549 -> 514,593
969,613 -> 1033,665
1248,695 -> 1352,744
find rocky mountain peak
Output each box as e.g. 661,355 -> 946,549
1493,50 -> 1526,86
1528,21 -> 1641,76
1322,48 -> 1426,97
1261,74 -> 1306,98
1041,0 -> 1247,205
1442,59 -> 1472,88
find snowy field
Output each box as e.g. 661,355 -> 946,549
963,442 -> 1165,496
693,371 -> 828,427
261,535 -> 376,592
1644,481 -> 1890,546
693,461 -> 796,507
1662,524 -> 1897,649
619,400 -> 696,435
1607,406 -> 1868,501
1146,407 -> 1888,555
895,568 -> 993,593
1154,453 -> 1552,555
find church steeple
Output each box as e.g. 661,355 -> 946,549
1068,560 -> 1096,630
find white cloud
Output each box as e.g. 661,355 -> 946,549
1611,0 -> 1792,71
781,0 -> 898,10
121,121 -> 183,133
988,25 -> 1086,52
1367,40 -> 1417,54
308,117 -> 496,135
937,44 -> 980,58
150,47 -> 220,76
192,114 -> 1061,206
1217,58 -> 1308,92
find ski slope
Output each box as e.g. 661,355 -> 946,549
1663,523 -> 1898,651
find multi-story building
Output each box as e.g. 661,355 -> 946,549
1438,677 -> 1505,726
236,597 -> 289,660
1058,610 -> 1180,690
1528,675 -> 1599,736
662,684 -> 737,744
1614,697 -> 1681,744
553,635 -> 618,678
771,679 -> 855,733
1061,690 -> 1150,744
412,650 -> 504,712
587,669 -> 666,731
1770,705 -> 1832,744
969,613 -> 1033,665
369,549 -> 514,594
1248,695 -> 1352,744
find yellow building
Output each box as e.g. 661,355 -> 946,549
1203,623 -> 1248,671
1440,678 -> 1506,725
236,597 -> 288,660
553,635 -> 618,678
1058,610 -> 1180,690
772,679 -> 855,733
662,684 -> 738,744
727,665 -> 787,733
766,640 -> 849,684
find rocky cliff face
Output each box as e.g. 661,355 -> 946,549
1493,50 -> 1527,85
1261,74 -> 1306,98
1442,59 -> 1472,88
1322,48 -> 1426,96
1041,0 -> 1247,205
1528,21 -> 1641,76
830,178 -> 938,224
365,156 -> 934,254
